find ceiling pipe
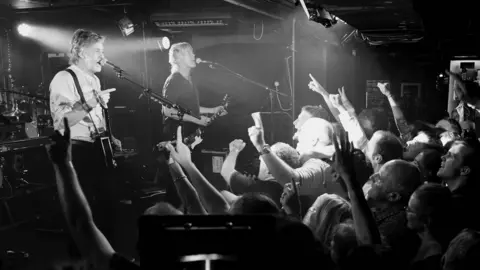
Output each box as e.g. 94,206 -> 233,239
223,0 -> 286,20
13,3 -> 134,13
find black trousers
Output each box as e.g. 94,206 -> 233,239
70,140 -> 116,243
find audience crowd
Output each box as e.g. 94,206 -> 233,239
46,70 -> 480,270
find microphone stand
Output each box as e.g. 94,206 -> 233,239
209,62 -> 289,142
111,66 -> 196,122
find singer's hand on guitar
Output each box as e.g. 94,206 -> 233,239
198,115 -> 212,126
112,136 -> 122,151
213,106 -> 228,116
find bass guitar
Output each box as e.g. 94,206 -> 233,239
92,90 -> 117,169
156,94 -> 230,151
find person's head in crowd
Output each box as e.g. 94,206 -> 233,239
442,229 -> 480,270
244,180 -> 284,208
436,118 -> 462,146
330,222 -> 357,266
258,142 -> 300,180
365,130 -> 404,173
413,149 -> 443,183
303,194 -> 352,250
363,160 -> 422,209
406,183 -> 455,250
293,105 -> 329,141
437,139 -> 480,193
358,108 -> 390,139
144,202 -> 183,216
228,193 -> 280,215
271,218 -> 323,270
295,117 -> 335,160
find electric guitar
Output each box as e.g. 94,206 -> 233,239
92,91 -> 117,169
156,94 -> 230,151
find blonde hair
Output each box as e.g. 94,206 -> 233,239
303,194 -> 352,248
168,42 -> 193,73
69,29 -> 105,65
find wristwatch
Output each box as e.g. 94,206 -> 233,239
258,144 -> 271,155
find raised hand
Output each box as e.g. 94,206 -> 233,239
338,87 -> 355,113
248,126 -> 265,151
329,94 -> 342,109
46,118 -> 72,164
376,82 -> 390,96
332,130 -> 355,181
165,126 -> 192,166
229,139 -> 246,153
308,73 -> 328,96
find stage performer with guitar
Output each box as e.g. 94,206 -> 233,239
49,29 -> 120,248
161,42 -> 227,141
158,42 -> 228,210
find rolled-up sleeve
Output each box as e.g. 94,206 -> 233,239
338,111 -> 369,151
49,71 -> 77,130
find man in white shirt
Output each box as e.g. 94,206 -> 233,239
49,29 -> 121,246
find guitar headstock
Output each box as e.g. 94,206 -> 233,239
222,94 -> 231,109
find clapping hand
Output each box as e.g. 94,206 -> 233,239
46,118 -> 72,164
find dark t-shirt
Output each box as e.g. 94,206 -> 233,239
162,72 -> 201,139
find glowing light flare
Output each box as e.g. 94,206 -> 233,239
157,36 -> 171,51
17,23 -> 33,37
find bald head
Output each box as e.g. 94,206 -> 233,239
379,159 -> 422,202
296,117 -> 334,155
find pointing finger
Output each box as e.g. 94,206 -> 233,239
176,126 -> 183,145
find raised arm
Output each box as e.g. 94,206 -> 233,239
377,82 -> 413,142
47,118 -> 114,269
166,126 -> 229,214
167,158 -> 207,215
333,130 -> 381,245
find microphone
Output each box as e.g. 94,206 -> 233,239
196,58 -> 216,65
104,61 -> 124,71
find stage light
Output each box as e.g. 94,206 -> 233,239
298,0 -> 338,28
117,16 -> 134,37
157,36 -> 170,51
17,23 -> 32,37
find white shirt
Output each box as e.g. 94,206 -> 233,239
49,65 -> 105,142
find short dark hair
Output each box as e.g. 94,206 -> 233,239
453,139 -> 480,179
358,108 -> 390,138
228,193 -> 280,215
373,131 -> 404,163
301,105 -> 329,119
413,183 -> 454,249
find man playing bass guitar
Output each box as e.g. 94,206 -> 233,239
49,29 -> 120,248
161,42 -> 227,140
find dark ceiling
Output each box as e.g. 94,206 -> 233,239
1,0 -> 478,60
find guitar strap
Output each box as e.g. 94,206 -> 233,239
65,69 -> 101,136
